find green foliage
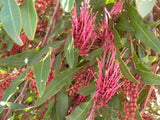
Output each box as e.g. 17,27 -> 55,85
126,3 -> 160,54
35,68 -> 77,107
66,99 -> 93,120
60,0 -> 74,12
135,0 -> 156,18
20,0 -> 38,40
1,0 -> 22,45
33,54 -> 51,96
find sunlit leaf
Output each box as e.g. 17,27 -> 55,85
1,0 -> 23,45
135,0 -> 156,18
60,0 -> 74,12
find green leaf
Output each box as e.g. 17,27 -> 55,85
0,49 -> 39,66
35,68 -> 77,107
29,41 -> 63,66
134,53 -> 160,85
48,16 -> 71,41
0,69 -> 28,112
0,102 -> 26,110
60,0 -> 74,12
66,99 -> 93,120
105,0 -> 115,5
137,89 -> 149,104
116,13 -> 134,31
42,101 -> 55,120
77,82 -> 96,96
56,87 -> 69,120
64,34 -> 78,68
53,53 -> 62,75
114,29 -> 138,83
1,0 -> 23,45
33,55 -> 51,96
135,0 -> 156,18
85,47 -> 103,65
126,3 -> 160,53
135,109 -> 143,120
21,0 -> 38,40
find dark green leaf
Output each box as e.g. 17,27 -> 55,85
35,68 -> 77,107
66,99 -> 93,120
60,0 -> 74,12
137,89 -> 149,104
56,87 -> 69,120
53,53 -> 62,75
64,34 -> 78,68
126,3 -> 160,53
21,0 -> 38,40
135,0 -> 156,18
117,51 -> 139,83
135,109 -> 143,120
77,82 -> 96,96
1,0 -> 23,45
85,47 -> 103,65
48,16 -> 71,41
33,55 -> 51,96
0,69 -> 28,112
116,13 -> 134,31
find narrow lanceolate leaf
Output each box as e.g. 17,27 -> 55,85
33,55 -> 51,96
126,3 -> 160,53
77,82 -> 96,96
56,88 -> 69,120
66,99 -> 93,120
29,41 -> 63,66
0,49 -> 39,66
1,0 -> 23,45
64,34 -> 78,68
0,69 -> 28,112
134,53 -> 160,85
60,0 -> 74,12
21,0 -> 38,40
0,102 -> 26,110
135,0 -> 156,18
35,68 -> 77,107
113,29 -> 138,83
53,54 -> 62,75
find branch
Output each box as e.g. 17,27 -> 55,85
41,0 -> 60,47
2,80 -> 29,120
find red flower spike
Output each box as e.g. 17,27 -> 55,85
94,50 -> 123,108
72,0 -> 96,56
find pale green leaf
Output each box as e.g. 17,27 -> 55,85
1,0 -> 23,45
21,0 -> 38,40
136,0 -> 156,18
60,0 -> 74,12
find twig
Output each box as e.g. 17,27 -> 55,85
41,0 -> 60,47
2,80 -> 29,120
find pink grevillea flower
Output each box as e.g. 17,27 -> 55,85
109,0 -> 123,16
93,50 -> 124,108
72,0 -> 96,56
